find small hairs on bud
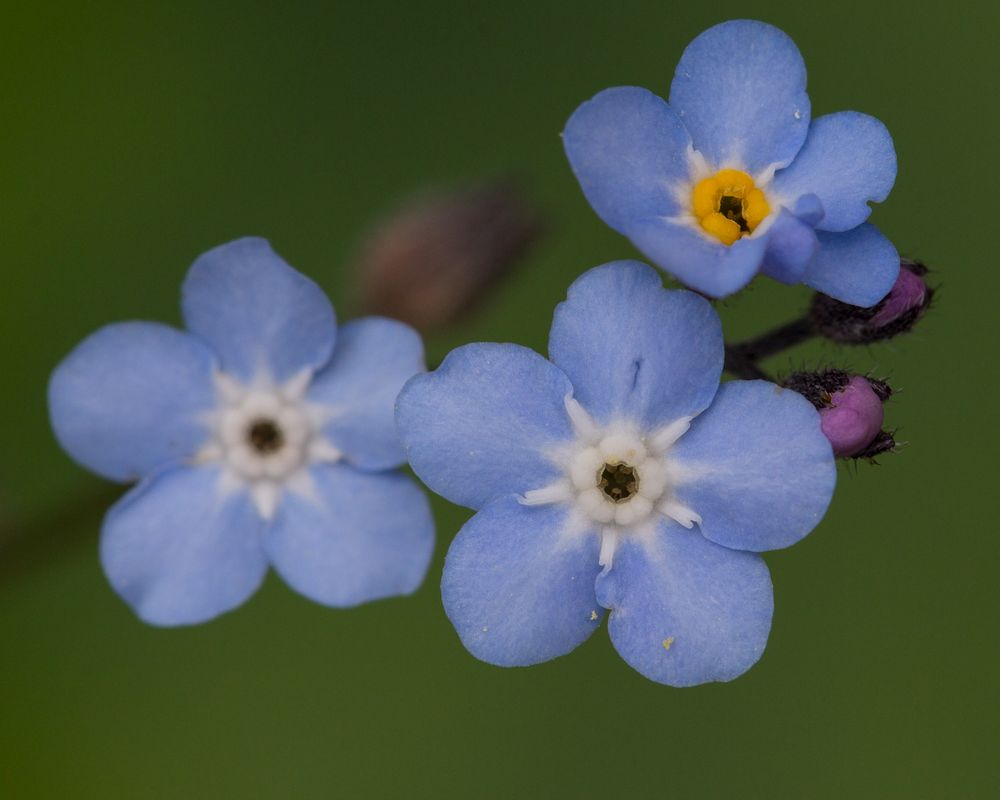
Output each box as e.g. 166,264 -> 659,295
785,370 -> 894,459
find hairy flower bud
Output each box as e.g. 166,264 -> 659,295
355,181 -> 544,333
784,370 -> 895,459
809,259 -> 933,344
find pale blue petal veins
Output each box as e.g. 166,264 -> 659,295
265,464 -> 434,607
48,322 -> 216,482
625,217 -> 768,298
671,381 -> 835,552
182,237 -> 336,382
308,317 -> 424,471
441,496 -> 603,667
596,522 -> 773,686
669,20 -> 810,174
549,261 -> 722,428
773,111 -> 896,232
802,224 -> 900,307
100,466 -> 267,626
563,87 -> 693,232
396,343 -> 574,510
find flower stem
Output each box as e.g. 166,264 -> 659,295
723,347 -> 774,381
0,485 -> 122,582
727,316 -> 815,362
723,316 -> 816,382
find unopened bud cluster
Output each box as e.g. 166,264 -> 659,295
728,257 -> 935,462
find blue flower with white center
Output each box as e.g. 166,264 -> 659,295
48,237 -> 434,626
563,19 -> 899,306
396,261 -> 836,686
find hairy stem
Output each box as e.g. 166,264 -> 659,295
723,346 -> 774,381
722,315 -> 816,382
0,485 -> 122,582
727,316 -> 815,362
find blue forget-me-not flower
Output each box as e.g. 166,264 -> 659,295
396,261 -> 836,685
564,19 -> 899,306
49,238 -> 434,626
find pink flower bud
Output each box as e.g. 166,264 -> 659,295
870,261 -> 930,328
818,376 -> 886,457
784,370 -> 894,458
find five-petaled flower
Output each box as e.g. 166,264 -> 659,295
564,19 -> 899,306
396,261 -> 836,686
49,238 -> 434,626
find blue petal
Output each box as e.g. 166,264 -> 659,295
802,224 -> 900,307
761,209 -> 818,284
596,522 -> 773,686
182,237 -> 336,382
49,322 -> 216,482
396,343 -> 574,510
669,20 -> 810,174
671,381 -> 835,552
549,261 -> 722,429
773,112 -> 896,232
264,464 -> 434,607
441,495 -> 603,667
307,317 -> 424,471
625,217 -> 769,297
101,466 -> 267,626
563,86 -> 693,232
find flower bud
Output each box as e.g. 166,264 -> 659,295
355,180 -> 544,333
809,259 -> 933,344
784,370 -> 894,459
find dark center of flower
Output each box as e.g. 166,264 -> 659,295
718,194 -> 750,232
598,462 -> 639,503
248,418 -> 285,454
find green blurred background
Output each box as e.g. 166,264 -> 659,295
1,1 -> 996,797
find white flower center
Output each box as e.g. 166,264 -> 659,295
521,397 -> 702,569
194,370 -> 342,519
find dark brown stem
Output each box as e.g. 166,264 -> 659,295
0,484 -> 122,582
727,316 -> 815,362
723,315 -> 816,382
724,346 -> 774,381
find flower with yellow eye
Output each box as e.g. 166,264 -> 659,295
563,19 -> 899,306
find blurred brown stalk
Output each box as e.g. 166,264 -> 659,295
355,180 -> 545,333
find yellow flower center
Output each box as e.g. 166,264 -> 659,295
691,169 -> 770,246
